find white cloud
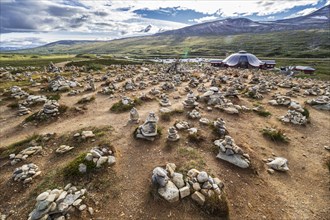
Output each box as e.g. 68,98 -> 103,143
190,16 -> 219,23
284,7 -> 318,18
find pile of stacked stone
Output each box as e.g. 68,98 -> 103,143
136,112 -> 158,141
306,95 -> 330,111
199,117 -> 210,125
73,130 -> 95,140
288,101 -> 304,113
9,146 -> 43,165
85,79 -> 96,91
188,109 -> 201,119
161,82 -> 175,91
268,94 -> 291,106
28,184 -> 92,220
188,77 -> 199,88
279,110 -> 307,125
224,87 -> 239,97
247,86 -> 263,99
36,100 -> 60,119
278,80 -> 294,88
214,135 -> 251,168
10,86 -> 29,99
80,146 -> 116,172
167,127 -> 180,141
12,163 -> 41,184
159,93 -> 171,106
152,163 -> 226,207
124,80 -> 136,91
128,107 -> 140,124
200,87 -> 225,106
197,84 -> 207,93
175,121 -> 190,130
266,157 -> 289,173
22,95 -> 48,106
18,104 -> 31,116
56,145 -> 74,154
48,75 -> 78,92
304,86 -> 323,96
149,88 -> 161,96
183,92 -> 198,108
213,118 -> 228,137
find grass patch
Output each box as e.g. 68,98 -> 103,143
24,104 -> 68,123
202,193 -> 229,217
77,96 -> 95,104
176,147 -> 206,174
46,93 -> 61,101
0,133 -> 41,159
7,101 -> 19,109
256,110 -> 272,117
187,132 -> 205,143
302,107 -> 310,119
160,109 -> 184,121
62,153 -> 97,178
261,127 -> 289,143
110,97 -> 146,113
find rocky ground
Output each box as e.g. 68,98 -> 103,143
0,63 -> 329,220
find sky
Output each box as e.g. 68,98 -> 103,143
0,0 -> 329,48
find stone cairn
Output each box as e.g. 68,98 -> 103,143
128,107 -> 140,124
167,126 -> 180,141
214,135 -> 251,168
10,86 -> 29,99
182,92 -> 198,108
9,146 -> 43,165
18,104 -> 31,116
56,145 -> 74,154
159,93 -> 171,107
268,94 -> 291,106
136,112 -> 158,141
80,146 -> 116,172
174,121 -> 190,130
187,109 -> 201,119
28,184 -> 92,220
22,95 -> 48,106
266,157 -> 289,172
279,110 -> 307,125
12,163 -> 41,184
307,95 -> 330,111
152,163 -> 226,207
213,118 -> 228,137
35,100 -> 60,119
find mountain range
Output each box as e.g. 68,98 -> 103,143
7,5 -> 330,58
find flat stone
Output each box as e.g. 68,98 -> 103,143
79,204 -> 87,211
158,181 -> 179,203
96,156 -> 108,168
179,186 -> 190,199
36,192 -> 49,201
191,191 -> 205,206
192,182 -> 201,191
107,156 -> 116,165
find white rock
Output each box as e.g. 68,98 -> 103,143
158,181 -> 179,203
197,171 -> 208,183
172,172 -> 185,188
96,156 -> 108,168
179,186 -> 190,199
107,156 -> 116,165
36,192 -> 49,201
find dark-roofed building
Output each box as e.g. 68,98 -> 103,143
294,66 -> 315,74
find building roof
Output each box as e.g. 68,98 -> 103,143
222,51 -> 264,67
295,66 -> 315,71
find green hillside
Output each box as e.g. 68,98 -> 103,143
15,30 -> 330,58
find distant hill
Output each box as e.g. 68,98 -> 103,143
10,5 -> 330,58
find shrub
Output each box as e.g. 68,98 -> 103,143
188,132 -> 205,143
202,193 -> 229,217
256,110 -> 272,117
63,153 -> 97,178
46,93 -> 61,101
302,107 -> 310,119
160,109 -> 184,121
7,101 -> 19,109
262,128 -> 289,143
86,63 -> 103,71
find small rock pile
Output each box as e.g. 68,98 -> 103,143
81,146 -> 116,172
12,163 -> 41,184
214,135 -> 251,168
18,104 -> 31,116
268,94 -> 291,106
22,95 -> 48,106
34,100 -> 60,120
306,95 -> 330,111
10,86 -> 29,99
9,146 -> 43,165
167,126 -> 180,141
28,184 -> 92,220
188,109 -> 201,119
152,164 -> 227,208
279,110 -> 307,125
56,145 -> 74,154
174,121 -> 190,130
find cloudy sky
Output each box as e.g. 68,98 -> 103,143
0,0 -> 329,48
